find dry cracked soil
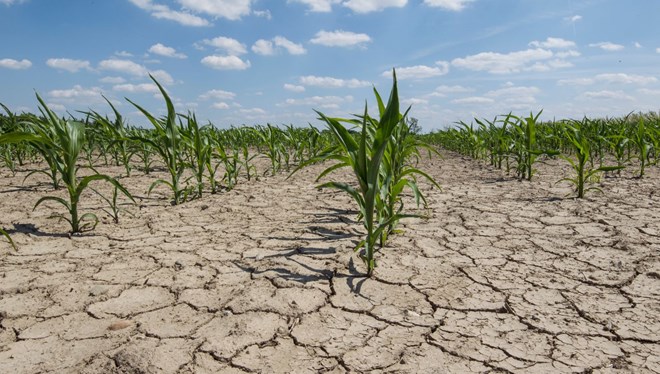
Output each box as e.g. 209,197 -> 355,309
0,151 -> 659,373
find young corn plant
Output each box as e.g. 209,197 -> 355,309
91,185 -> 134,224
128,76 -> 188,205
87,96 -> 134,176
0,95 -> 134,233
305,71 -> 424,276
510,111 -> 559,181
559,119 -> 624,198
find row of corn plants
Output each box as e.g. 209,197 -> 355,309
424,112 -> 659,197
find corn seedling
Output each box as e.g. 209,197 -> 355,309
0,95 -> 134,232
300,70 -> 433,276
128,75 -> 188,205
91,184 -> 134,224
558,119 -> 624,198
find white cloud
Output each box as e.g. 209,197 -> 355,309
595,73 -> 657,85
98,59 -> 173,84
423,0 -> 474,11
558,73 -> 657,86
148,43 -> 187,59
284,83 -> 306,92
239,107 -> 266,114
252,40 -> 274,55
557,77 -> 594,86
201,55 -> 251,70
113,83 -> 159,93
115,51 -> 133,57
451,96 -> 495,105
452,48 -> 558,74
342,0 -> 407,13
0,0 -> 28,5
178,0 -> 252,20
0,58 -> 31,69
99,59 -> 148,76
310,30 -> 371,47
128,0 -> 211,26
200,36 -> 247,55
566,15 -> 582,22
555,50 -> 580,58
288,0 -> 340,12
253,9 -> 271,19
283,95 -> 353,106
386,61 -> 449,80
46,103 -> 67,112
402,97 -> 428,106
529,37 -> 576,49
150,69 -> 174,85
581,90 -> 634,100
300,75 -> 371,88
48,85 -> 103,103
199,89 -> 236,100
273,36 -> 306,55
46,58 -> 92,73
589,42 -> 624,51
99,76 -> 126,84
253,37 -> 306,55
634,42 -> 642,48
212,102 -> 231,109
656,48 -> 660,54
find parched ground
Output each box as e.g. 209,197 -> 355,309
0,151 -> 659,373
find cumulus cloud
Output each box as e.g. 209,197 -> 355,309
566,15 -> 582,22
148,43 -> 187,59
46,58 -> 92,73
581,90 -> 634,100
589,42 -> 625,51
99,76 -> 126,84
0,0 -> 28,5
98,58 -> 173,84
178,0 -> 252,20
384,61 -> 449,80
0,58 -> 31,69
529,37 -> 576,49
251,40 -> 274,55
47,85 -> 109,107
289,0 -> 405,13
423,0 -> 474,11
430,85 -> 473,97
128,0 -> 211,26
201,55 -> 251,70
559,73 -> 657,86
199,89 -> 236,100
451,48 -> 577,74
342,0 -> 407,13
300,75 -> 370,88
310,30 -> 371,47
451,96 -> 494,105
283,95 -> 353,107
212,102 -> 231,109
199,36 -> 247,55
284,83 -> 306,92
288,0 -> 340,12
252,37 -> 306,55
113,83 -> 160,93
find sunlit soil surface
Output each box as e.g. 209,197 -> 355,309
0,152 -> 658,373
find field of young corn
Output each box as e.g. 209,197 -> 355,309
0,74 -> 658,372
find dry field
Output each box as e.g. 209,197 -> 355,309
0,152 -> 658,373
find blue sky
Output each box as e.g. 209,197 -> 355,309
1,0 -> 660,131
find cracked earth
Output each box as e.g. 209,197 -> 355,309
0,152 -> 659,373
